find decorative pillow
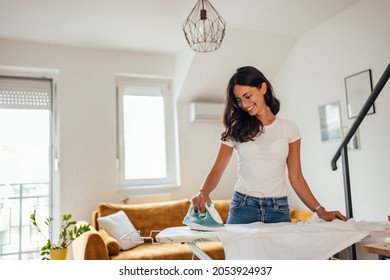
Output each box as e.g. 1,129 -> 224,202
97,210 -> 144,250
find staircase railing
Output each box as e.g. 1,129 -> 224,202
331,62 -> 390,259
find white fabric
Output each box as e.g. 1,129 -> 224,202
156,219 -> 385,260
221,117 -> 301,198
213,218 -> 380,260
97,210 -> 144,250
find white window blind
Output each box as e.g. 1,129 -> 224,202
0,76 -> 52,109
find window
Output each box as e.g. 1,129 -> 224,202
117,77 -> 179,188
0,74 -> 57,259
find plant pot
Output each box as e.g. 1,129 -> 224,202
50,248 -> 68,260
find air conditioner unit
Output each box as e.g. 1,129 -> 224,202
189,102 -> 224,123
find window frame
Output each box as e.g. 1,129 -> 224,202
116,76 -> 179,189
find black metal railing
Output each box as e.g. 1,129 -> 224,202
331,62 -> 390,259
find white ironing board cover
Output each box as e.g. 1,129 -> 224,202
156,217 -> 387,260
156,226 -> 219,243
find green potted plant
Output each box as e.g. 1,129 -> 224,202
30,209 -> 91,260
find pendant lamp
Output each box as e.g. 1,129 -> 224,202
183,0 -> 226,52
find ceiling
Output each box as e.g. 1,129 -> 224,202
0,0 -> 361,55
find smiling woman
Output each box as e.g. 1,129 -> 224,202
190,66 -> 348,224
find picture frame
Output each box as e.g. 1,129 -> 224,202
342,126 -> 360,151
344,69 -> 375,119
318,101 -> 342,142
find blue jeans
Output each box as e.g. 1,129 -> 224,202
227,191 -> 291,224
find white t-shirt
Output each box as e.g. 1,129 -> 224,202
221,117 -> 301,198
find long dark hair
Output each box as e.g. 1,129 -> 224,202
221,66 -> 280,143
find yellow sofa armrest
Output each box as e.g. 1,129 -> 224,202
72,220 -> 109,260
98,229 -> 121,256
290,209 -> 313,223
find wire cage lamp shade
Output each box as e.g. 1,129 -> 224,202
183,0 -> 226,52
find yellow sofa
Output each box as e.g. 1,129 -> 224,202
72,199 -> 312,260
290,209 -> 313,223
72,199 -> 230,260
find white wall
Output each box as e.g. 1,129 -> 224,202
274,0 -> 390,221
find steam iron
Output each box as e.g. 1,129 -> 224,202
183,202 -> 225,231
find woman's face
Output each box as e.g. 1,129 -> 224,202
233,82 -> 267,116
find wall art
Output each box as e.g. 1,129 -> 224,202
319,101 -> 342,142
345,69 -> 375,119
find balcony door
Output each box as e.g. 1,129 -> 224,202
0,75 -> 55,259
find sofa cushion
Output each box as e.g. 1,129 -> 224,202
97,210 -> 144,250
97,199 -> 191,238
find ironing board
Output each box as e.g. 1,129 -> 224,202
155,226 -> 220,260
156,220 -> 389,260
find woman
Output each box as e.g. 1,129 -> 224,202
192,66 -> 347,223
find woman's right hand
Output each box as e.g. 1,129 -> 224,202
191,190 -> 210,214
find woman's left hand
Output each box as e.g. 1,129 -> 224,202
317,209 -> 348,221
